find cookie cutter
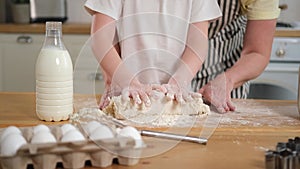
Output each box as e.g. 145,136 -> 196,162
265,137 -> 300,169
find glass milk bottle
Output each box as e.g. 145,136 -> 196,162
35,22 -> 73,121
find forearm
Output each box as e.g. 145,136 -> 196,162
171,21 -> 208,84
225,19 -> 277,88
176,45 -> 205,81
90,13 -> 137,87
225,52 -> 270,88
98,48 -> 122,84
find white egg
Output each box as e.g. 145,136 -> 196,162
83,121 -> 103,135
60,123 -> 76,135
61,129 -> 86,142
31,131 -> 56,143
118,126 -> 143,148
1,126 -> 22,142
1,133 -> 27,156
33,124 -> 50,134
89,125 -> 114,140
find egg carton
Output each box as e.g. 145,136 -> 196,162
0,124 -> 145,169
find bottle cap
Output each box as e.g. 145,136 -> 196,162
46,22 -> 62,31
45,22 -> 62,37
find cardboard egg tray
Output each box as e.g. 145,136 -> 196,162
0,125 -> 145,169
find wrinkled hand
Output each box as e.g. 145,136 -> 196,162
198,73 -> 235,113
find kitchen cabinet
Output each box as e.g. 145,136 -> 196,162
0,33 -> 42,92
0,33 -> 104,94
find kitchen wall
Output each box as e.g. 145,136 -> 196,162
0,0 -> 92,24
68,0 -> 300,23
1,0 -> 300,24
66,0 -> 92,23
278,0 -> 300,23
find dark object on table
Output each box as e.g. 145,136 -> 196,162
265,137 -> 300,169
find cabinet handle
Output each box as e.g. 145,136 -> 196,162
275,48 -> 286,58
17,35 -> 33,44
279,4 -> 288,10
88,73 -> 103,81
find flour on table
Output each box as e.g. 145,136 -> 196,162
103,94 -> 210,127
218,99 -> 300,127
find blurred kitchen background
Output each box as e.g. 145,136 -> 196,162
0,0 -> 299,100
0,0 -> 91,23
277,0 -> 300,25
0,0 -> 299,24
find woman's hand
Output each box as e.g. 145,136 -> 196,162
198,73 -> 235,113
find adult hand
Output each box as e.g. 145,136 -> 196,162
198,73 -> 236,113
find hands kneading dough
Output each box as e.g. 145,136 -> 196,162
198,73 -> 236,113
102,91 -> 210,122
100,83 -> 204,111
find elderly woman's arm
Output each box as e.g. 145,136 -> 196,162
199,19 -> 277,113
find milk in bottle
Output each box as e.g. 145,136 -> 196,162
35,22 -> 73,121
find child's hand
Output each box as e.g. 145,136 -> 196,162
162,74 -> 203,103
99,86 -> 118,110
121,80 -> 152,107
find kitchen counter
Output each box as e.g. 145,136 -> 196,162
0,23 -> 91,34
274,29 -> 300,37
1,23 -> 300,37
0,92 -> 299,169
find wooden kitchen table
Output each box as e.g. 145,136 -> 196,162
0,92 -> 300,169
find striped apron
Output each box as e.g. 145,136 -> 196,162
191,0 -> 249,98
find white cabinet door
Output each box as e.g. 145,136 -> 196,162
0,33 -> 105,93
64,34 -> 90,64
69,35 -> 105,94
1,34 -> 43,92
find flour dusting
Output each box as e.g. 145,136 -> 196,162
74,96 -> 300,128
219,99 -> 300,127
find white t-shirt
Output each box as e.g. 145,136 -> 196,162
85,0 -> 221,85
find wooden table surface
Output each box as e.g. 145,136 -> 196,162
0,92 -> 300,169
